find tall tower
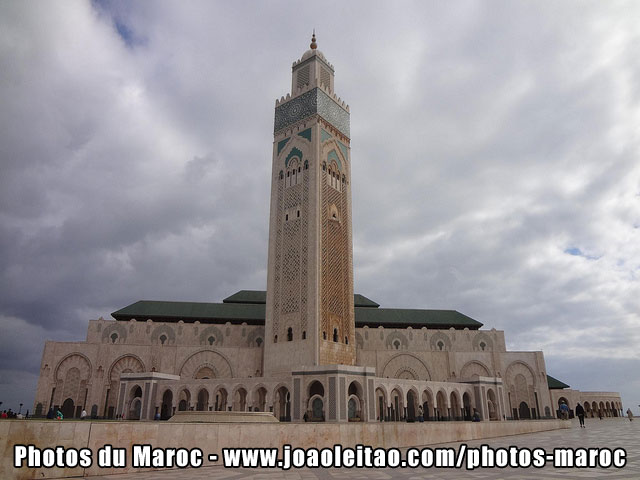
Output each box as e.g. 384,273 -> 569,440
264,34 -> 355,375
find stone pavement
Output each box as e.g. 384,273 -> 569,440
87,418 -> 639,479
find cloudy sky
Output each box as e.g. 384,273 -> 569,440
1,0 -> 639,414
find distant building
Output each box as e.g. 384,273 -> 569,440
33,35 -> 622,423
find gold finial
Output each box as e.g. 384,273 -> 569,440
310,30 -> 317,50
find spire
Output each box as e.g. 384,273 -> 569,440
310,30 -> 317,50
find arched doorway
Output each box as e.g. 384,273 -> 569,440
450,391 -> 461,420
197,388 -> 209,411
462,392 -> 472,420
161,390 -> 173,419
375,387 -> 387,421
307,381 -> 325,422
519,401 -> 531,419
61,398 -> 75,419
178,389 -> 191,411
391,388 -> 404,421
274,386 -> 291,422
487,389 -> 498,420
407,390 -> 417,422
422,389 -> 434,421
214,388 -> 228,411
436,390 -> 447,421
128,385 -> 142,420
253,387 -> 267,412
233,388 -> 247,412
347,381 -> 363,422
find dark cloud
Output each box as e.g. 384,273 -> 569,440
0,0 -> 638,413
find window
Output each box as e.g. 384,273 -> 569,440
287,327 -> 293,342
285,214 -> 288,221
256,337 -> 263,347
393,340 -> 400,350
279,171 -> 283,180
333,328 -> 338,342
437,341 -> 444,351
345,336 -> 348,345
302,331 -> 306,340
208,336 -> 215,346
297,210 -> 300,218
160,334 -> 167,345
480,342 -> 486,351
110,333 -> 118,344
304,160 -> 309,170
322,162 -> 326,171
323,331 -> 327,340
274,335 -> 278,343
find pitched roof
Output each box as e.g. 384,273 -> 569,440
112,294 -> 483,329
547,374 -> 570,389
355,307 -> 482,329
223,290 -> 380,308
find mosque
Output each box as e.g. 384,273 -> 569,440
33,35 -> 623,424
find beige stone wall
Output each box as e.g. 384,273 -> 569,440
3,419 -> 568,479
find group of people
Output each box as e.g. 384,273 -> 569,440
560,401 -> 635,427
1,409 -> 28,419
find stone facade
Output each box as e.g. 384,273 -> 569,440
33,35 -> 622,424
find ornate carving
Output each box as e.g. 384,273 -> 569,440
381,354 -> 431,381
180,350 -> 233,379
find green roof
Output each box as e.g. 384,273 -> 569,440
223,290 -> 267,304
547,374 -> 570,389
355,307 -> 482,329
223,290 -> 379,308
112,291 -> 482,329
112,300 -> 265,324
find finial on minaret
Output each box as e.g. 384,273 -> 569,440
310,30 -> 317,50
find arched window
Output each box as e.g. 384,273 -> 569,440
159,334 -> 167,345
333,328 -> 338,343
393,340 -> 400,350
480,342 -> 486,351
110,333 -> 118,344
274,335 -> 278,343
322,162 -> 326,171
323,331 -> 327,340
279,171 -> 283,180
287,327 -> 293,342
304,160 -> 309,170
302,331 -> 306,340
437,341 -> 444,351
345,336 -> 348,345
208,336 -> 215,346
256,337 -> 263,347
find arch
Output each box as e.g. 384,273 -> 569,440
101,323 -> 127,344
128,385 -> 143,420
178,388 -> 191,411
459,360 -> 491,379
161,389 -> 173,420
381,353 -> 431,381
310,396 -> 324,421
450,390 -> 462,421
375,386 -> 387,421
232,386 -> 248,412
150,325 -> 176,345
213,387 -> 228,411
252,386 -> 268,412
487,389 -> 498,420
54,353 -> 93,383
348,381 -> 364,422
197,388 -> 209,411
406,388 -> 419,422
462,392 -> 472,420
429,332 -> 452,351
385,331 -> 409,350
519,401 -> 531,420
390,387 -> 404,422
436,390 -> 448,420
472,332 -> 493,351
105,354 -> 145,419
199,326 -> 224,346
246,327 -> 265,348
179,350 -> 233,379
421,388 -> 435,420
61,398 -> 75,419
274,385 -> 291,422
308,380 -> 325,398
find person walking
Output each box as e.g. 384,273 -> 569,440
575,403 -> 585,428
627,408 -> 634,421
559,402 -> 569,420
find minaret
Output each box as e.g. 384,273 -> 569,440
264,34 -> 355,375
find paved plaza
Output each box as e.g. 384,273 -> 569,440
86,418 -> 639,479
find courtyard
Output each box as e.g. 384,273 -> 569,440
86,418 -> 639,479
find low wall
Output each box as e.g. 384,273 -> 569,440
3,419 -> 568,479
